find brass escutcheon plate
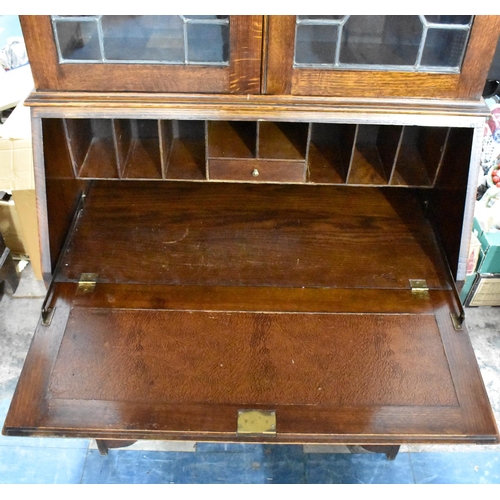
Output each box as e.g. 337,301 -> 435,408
237,410 -> 276,436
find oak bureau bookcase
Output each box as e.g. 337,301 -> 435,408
3,15 -> 500,457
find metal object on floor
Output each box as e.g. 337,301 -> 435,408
0,232 -> 19,294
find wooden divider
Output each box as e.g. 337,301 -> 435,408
59,118 -> 457,188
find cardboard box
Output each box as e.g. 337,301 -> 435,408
0,196 -> 26,254
461,273 -> 477,304
475,229 -> 500,274
467,274 -> 500,307
460,231 -> 484,304
0,101 -> 41,280
466,231 -> 482,276
471,217 -> 500,273
462,217 -> 500,305
0,136 -> 34,191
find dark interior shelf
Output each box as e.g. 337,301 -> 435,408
347,125 -> 401,185
390,126 -> 449,187
66,119 -> 119,179
115,119 -> 162,180
208,121 -> 256,159
308,123 -> 355,183
163,121 -> 206,180
257,121 -> 308,160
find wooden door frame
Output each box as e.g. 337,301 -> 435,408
266,15 -> 500,100
20,15 -> 263,94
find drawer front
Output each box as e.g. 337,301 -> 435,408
209,159 -> 306,182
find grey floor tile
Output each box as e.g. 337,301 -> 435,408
194,443 -> 306,483
257,445 -> 305,483
196,442 -> 265,453
466,307 -> 500,426
410,452 -> 500,484
81,449 -> 177,484
11,263 -> 46,298
0,445 -> 88,484
303,445 -> 350,454
0,295 -> 41,394
81,445 -> 306,484
171,449 -> 290,484
88,439 -> 196,452
305,452 -> 414,484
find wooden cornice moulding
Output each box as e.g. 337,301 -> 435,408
25,92 -> 491,126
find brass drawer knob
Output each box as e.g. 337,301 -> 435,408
252,169 -> 260,177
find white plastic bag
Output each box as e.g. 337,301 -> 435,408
0,37 -> 28,70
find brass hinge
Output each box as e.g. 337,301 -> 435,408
409,279 -> 430,299
237,410 -> 276,436
77,273 -> 98,294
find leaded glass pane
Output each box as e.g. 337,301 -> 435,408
424,15 -> 472,25
421,28 -> 469,67
296,24 -> 338,65
340,16 -> 422,66
52,15 -> 229,65
293,15 -> 473,73
187,23 -> 229,63
54,19 -> 101,61
102,16 -> 184,62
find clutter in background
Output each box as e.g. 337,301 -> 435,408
476,98 -> 500,231
462,99 -> 500,306
0,37 -> 28,71
0,99 -> 40,280
0,16 -> 38,279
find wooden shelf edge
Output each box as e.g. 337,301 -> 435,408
26,92 -> 491,123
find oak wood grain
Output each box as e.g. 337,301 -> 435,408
3,283 -> 497,443
258,122 -> 308,160
308,123 -> 356,184
390,126 -> 449,188
265,15 -> 500,100
9,398 -> 470,443
208,121 -> 257,159
56,182 -> 451,290
70,283 -> 447,314
41,119 -> 88,273
457,16 -> 500,99
348,125 -> 402,185
265,16 -> 295,94
427,127 -> 474,277
121,139 -> 163,179
165,138 -> 206,180
48,308 -> 457,407
292,70 -> 461,99
435,304 -> 500,438
20,16 -> 263,94
25,92 -> 493,118
229,16 -> 264,94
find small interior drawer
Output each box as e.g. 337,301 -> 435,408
208,159 -> 306,182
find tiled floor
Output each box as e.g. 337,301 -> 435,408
1,264 -> 500,484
